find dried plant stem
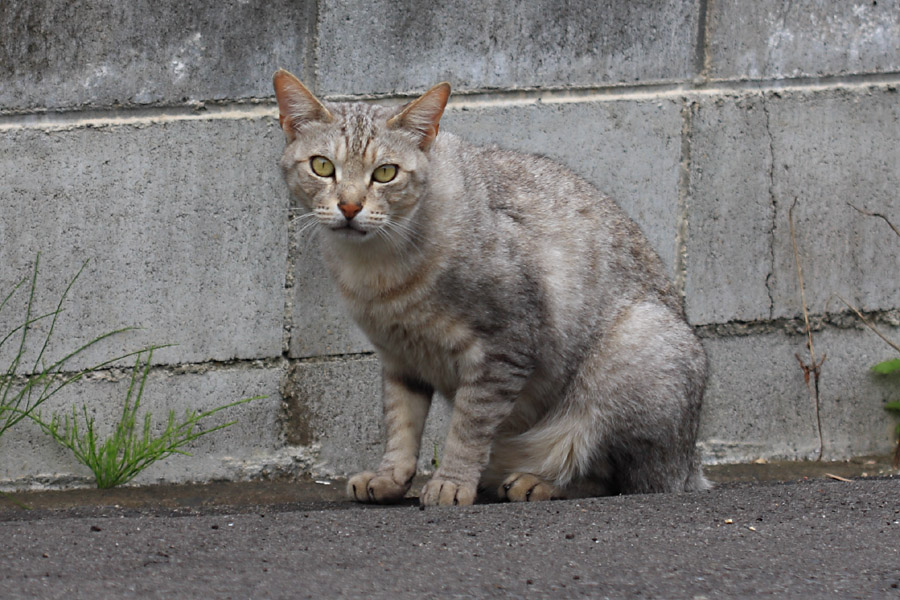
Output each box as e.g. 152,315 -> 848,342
834,294 -> 900,356
789,199 -> 825,460
847,203 -> 900,238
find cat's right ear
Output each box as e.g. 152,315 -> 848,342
273,69 -> 334,142
387,82 -> 451,151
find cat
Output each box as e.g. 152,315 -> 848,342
273,69 -> 709,506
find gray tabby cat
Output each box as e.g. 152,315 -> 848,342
273,69 -> 709,506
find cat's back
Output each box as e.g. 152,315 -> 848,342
430,133 -> 678,313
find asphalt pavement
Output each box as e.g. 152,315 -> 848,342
1,474 -> 899,599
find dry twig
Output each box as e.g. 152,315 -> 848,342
847,202 -> 900,238
789,199 -> 825,460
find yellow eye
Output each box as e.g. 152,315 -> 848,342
372,164 -> 397,183
310,156 -> 335,177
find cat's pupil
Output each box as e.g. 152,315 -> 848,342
373,164 -> 397,183
311,156 -> 335,178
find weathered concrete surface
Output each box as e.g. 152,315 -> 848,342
0,117 -> 287,370
685,85 -> 900,326
685,94 -> 774,325
817,327 -> 900,460
316,0 -> 701,95
698,324 -> 900,464
767,87 -> 900,319
290,245 -> 373,358
0,0 -> 317,111
2,478 -> 900,599
706,0 -> 900,80
698,331 -> 821,463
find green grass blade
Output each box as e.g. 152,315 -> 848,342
872,358 -> 900,375
31,259 -> 89,375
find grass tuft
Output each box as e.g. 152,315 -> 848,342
31,348 -> 263,489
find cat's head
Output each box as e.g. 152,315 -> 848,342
273,69 -> 450,246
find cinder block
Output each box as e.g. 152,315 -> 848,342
767,87 -> 900,320
443,98 -> 685,276
706,0 -> 900,81
685,94 -> 775,325
698,331 -> 822,464
317,0 -> 700,95
0,365 -> 285,488
816,327 -> 900,460
283,356 -> 451,478
290,244 -> 373,359
0,0 -> 316,110
686,86 -> 900,325
0,117 -> 288,370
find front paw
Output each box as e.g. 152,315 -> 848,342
419,476 -> 477,506
346,470 -> 411,504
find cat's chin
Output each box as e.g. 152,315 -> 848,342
330,226 -> 371,242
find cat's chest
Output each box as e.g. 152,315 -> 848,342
350,296 -> 479,396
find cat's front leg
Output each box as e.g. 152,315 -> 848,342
420,375 -> 518,506
347,371 -> 432,504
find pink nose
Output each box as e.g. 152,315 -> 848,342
338,202 -> 362,220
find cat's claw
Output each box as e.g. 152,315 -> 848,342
346,470 -> 411,504
498,473 -> 562,502
419,477 -> 477,506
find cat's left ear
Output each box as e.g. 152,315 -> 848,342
273,69 -> 334,142
387,82 -> 451,151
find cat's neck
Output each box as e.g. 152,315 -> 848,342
321,217 -> 437,303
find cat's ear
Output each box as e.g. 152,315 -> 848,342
387,82 -> 451,151
273,69 -> 334,142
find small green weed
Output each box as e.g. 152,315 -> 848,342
32,348 -> 263,489
1,255 -> 132,441
844,204 -> 900,467
1,255 -> 136,507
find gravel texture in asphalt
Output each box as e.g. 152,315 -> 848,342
1,475 -> 899,598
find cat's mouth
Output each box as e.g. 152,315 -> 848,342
331,224 -> 369,239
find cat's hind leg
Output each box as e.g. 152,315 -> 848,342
574,301 -> 709,495
497,472 -> 563,502
484,406 -> 608,501
485,301 -> 707,499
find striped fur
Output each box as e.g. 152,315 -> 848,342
274,70 -> 709,506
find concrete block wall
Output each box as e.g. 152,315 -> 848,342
2,0 -> 899,489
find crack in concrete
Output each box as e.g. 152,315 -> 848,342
762,94 -> 778,320
674,98 -> 694,300
693,307 -> 900,339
